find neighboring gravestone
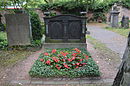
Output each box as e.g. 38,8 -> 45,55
112,33 -> 130,86
121,16 -> 129,28
43,14 -> 87,48
110,3 -> 120,28
5,14 -> 32,46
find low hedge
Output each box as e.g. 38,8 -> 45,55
29,48 -> 100,78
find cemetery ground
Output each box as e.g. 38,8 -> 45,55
0,23 -> 125,86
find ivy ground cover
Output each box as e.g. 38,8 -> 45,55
29,48 -> 100,78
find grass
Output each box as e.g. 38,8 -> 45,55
105,27 -> 130,37
0,50 -> 32,69
86,35 -> 121,68
0,31 -> 7,40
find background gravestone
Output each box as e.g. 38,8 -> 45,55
121,16 -> 129,29
5,14 -> 32,46
112,32 -> 130,86
110,3 -> 120,28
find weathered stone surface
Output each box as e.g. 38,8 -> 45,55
113,33 -> 130,86
5,14 -> 32,46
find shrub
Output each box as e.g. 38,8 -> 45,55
29,48 -> 100,78
29,11 -> 43,41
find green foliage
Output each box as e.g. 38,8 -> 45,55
29,11 -> 43,41
29,48 -> 100,78
122,0 -> 130,9
93,12 -> 107,22
0,32 -> 8,49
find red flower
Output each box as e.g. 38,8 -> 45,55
75,66 -> 79,68
68,58 -> 72,62
55,65 -> 61,70
60,52 -> 68,56
82,63 -> 87,65
72,56 -> 76,60
46,60 -> 51,65
44,52 -> 49,56
40,58 -> 44,62
79,59 -> 83,61
52,57 -> 59,62
72,53 -> 77,56
52,49 -> 57,53
63,63 -> 70,69
86,56 -> 89,59
62,59 -> 66,62
76,63 -> 80,65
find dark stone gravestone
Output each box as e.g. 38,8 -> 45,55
121,16 -> 129,29
112,33 -> 130,86
5,14 -> 32,46
43,14 -> 87,48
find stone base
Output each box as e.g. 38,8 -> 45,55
42,43 -> 87,49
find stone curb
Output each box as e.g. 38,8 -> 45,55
10,79 -> 114,85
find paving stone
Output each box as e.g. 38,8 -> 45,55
31,81 -> 43,84
67,81 -> 80,84
10,80 -> 31,85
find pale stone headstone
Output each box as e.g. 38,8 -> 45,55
5,14 -> 32,46
113,33 -> 130,86
110,3 -> 120,28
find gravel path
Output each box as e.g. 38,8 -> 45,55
87,24 -> 127,58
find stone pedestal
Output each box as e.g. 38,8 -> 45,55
43,43 -> 87,49
110,11 -> 120,28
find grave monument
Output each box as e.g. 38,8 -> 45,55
5,14 -> 32,46
43,14 -> 87,49
110,3 -> 120,28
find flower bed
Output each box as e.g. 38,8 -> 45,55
29,48 -> 100,78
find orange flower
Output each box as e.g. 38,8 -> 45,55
74,48 -> 81,53
60,52 -> 68,56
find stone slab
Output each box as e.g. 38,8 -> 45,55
42,43 -> 87,49
5,14 -> 32,46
